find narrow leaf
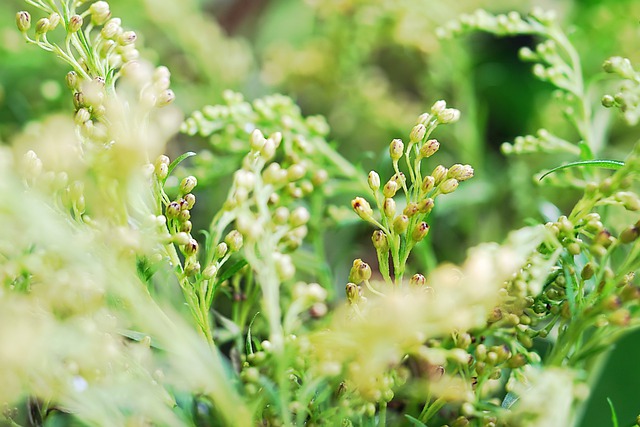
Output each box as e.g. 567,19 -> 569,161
215,259 -> 248,287
246,312 -> 260,356
607,397 -> 619,427
163,151 -> 196,184
404,415 -> 428,427
539,159 -> 624,181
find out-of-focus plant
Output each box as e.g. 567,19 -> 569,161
3,1 -> 640,427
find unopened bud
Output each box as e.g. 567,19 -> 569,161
352,197 -> 373,221
225,230 -> 243,252
383,198 -> 396,218
66,71 -> 80,90
368,171 -> 380,191
290,206 -> 310,227
419,139 -> 440,158
89,1 -> 111,25
421,176 -> 435,193
179,176 -> 197,194
409,124 -> 427,143
432,165 -> 448,185
620,226 -> 640,244
438,108 -> 460,124
48,13 -> 61,31
215,242 -> 228,259
372,230 -> 388,251
393,215 -> 409,234
349,259 -> 372,284
418,198 -> 434,214
447,164 -> 474,181
346,283 -> 362,305
155,89 -> 175,107
36,18 -> 50,35
383,180 -> 399,198
16,11 -> 31,32
409,274 -> 426,287
440,178 -> 459,194
412,222 -> 430,242
389,139 -> 404,161
431,100 -> 446,115
403,202 -> 419,217
68,15 -> 83,33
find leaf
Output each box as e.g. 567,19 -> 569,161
215,259 -> 248,287
539,160 -> 624,181
404,415 -> 428,427
163,151 -> 196,185
246,312 -> 260,356
607,397 -> 619,427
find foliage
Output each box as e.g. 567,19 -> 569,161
2,1 -> 640,426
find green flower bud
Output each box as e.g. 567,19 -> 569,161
389,138 -> 404,161
368,171 -> 380,191
118,31 -> 137,46
179,176 -> 197,195
250,129 -> 266,151
184,260 -> 200,276
372,230 -> 388,251
393,215 -> 409,234
383,198 -> 396,218
581,263 -> 595,280
383,180 -> 398,198
184,238 -> 199,256
419,139 -> 440,159
603,56 -> 635,79
74,108 -> 91,125
403,202 -> 419,217
620,226 -> 639,244
155,163 -> 168,180
183,193 -> 196,210
431,100 -> 446,115
601,94 -> 615,108
224,230 -> 243,252
312,169 -> 328,186
346,283 -> 362,305
179,209 -> 191,222
36,18 -> 50,35
421,176 -> 435,193
431,165 -> 448,185
68,15 -> 83,33
418,198 -> 434,214
411,222 -> 430,242
409,124 -> 427,143
66,71 -> 80,90
289,206 -> 310,227
180,220 -> 192,234
440,178 -> 459,194
615,191 -> 640,211
287,164 -> 306,181
202,264 -> 218,280
101,18 -> 121,39
166,201 -> 181,219
352,197 -> 373,221
16,11 -> 31,32
349,259 -> 372,284
215,242 -> 228,259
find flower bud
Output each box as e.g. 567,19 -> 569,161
349,259 -> 372,284
68,15 -> 83,33
155,89 -> 175,107
393,215 -> 409,234
66,71 -> 80,90
172,232 -> 190,245
418,198 -> 434,214
368,171 -> 380,191
438,108 -> 460,124
119,31 -> 137,46
180,221 -> 193,234
250,129 -> 266,151
383,180 -> 399,198
36,18 -> 50,35
215,242 -> 228,259
275,253 -> 295,281
431,100 -> 446,115
184,238 -> 199,256
287,164 -> 306,181
403,202 -> 419,217
346,283 -> 362,305
74,108 -> 91,125
431,165 -> 448,185
614,191 -> 640,211
352,197 -> 374,221
48,13 -> 61,31
603,56 -> 635,79
409,274 -> 426,287
440,178 -> 459,194
290,206 -> 310,227
166,201 -> 181,219
580,263 -> 595,280
90,1 -> 111,25
383,198 -> 396,218
412,222 -> 430,242
202,264 -> 218,280
389,139 -> 404,161
179,176 -> 197,195
421,176 -> 435,193
225,230 -> 243,252
419,139 -> 440,159
372,230 -> 388,251
620,226 -> 639,244
16,11 -> 31,32
183,193 -> 196,210
447,164 -> 474,181
409,124 -> 427,143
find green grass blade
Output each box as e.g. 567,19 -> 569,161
607,397 -> 619,427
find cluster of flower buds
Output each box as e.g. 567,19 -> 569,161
437,8 -> 556,39
501,128 -> 580,156
602,56 -> 640,125
350,103 -> 472,286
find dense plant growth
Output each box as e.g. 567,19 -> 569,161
1,1 -> 639,426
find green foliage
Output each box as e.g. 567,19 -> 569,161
2,1 -> 640,427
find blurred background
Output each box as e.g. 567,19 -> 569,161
1,0 -> 639,425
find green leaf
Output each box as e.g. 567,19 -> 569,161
539,160 -> 624,181
404,415 -> 428,427
163,151 -> 196,185
215,259 -> 248,287
607,397 -> 619,427
246,312 -> 260,356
